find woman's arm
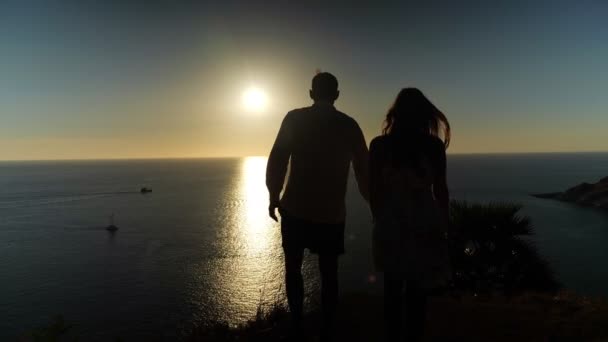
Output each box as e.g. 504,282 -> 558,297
351,121 -> 370,203
432,139 -> 450,231
369,137 -> 384,220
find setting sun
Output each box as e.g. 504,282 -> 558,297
242,87 -> 268,112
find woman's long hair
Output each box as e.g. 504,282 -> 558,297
383,88 -> 450,148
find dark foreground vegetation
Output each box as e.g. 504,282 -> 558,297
20,292 -> 608,342
448,201 -> 559,294
188,292 -> 608,341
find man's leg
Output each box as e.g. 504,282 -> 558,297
384,272 -> 404,341
284,246 -> 305,328
318,253 -> 339,339
405,280 -> 428,341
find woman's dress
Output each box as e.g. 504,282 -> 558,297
373,154 -> 451,289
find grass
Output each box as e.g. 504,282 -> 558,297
20,292 -> 608,341
187,291 -> 608,341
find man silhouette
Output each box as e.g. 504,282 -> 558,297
266,72 -> 369,340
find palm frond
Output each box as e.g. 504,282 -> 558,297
449,200 -> 559,294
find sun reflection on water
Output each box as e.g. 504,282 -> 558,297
213,156 -> 285,321
241,157 -> 273,255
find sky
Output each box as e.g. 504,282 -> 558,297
1,0 -> 607,160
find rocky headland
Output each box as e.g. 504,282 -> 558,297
533,176 -> 608,210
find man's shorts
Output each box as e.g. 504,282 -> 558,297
279,208 -> 345,255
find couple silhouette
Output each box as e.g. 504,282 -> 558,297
266,72 -> 451,342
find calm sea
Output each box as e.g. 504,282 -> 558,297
1,154 -> 608,340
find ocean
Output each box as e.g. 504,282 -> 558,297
1,154 -> 608,340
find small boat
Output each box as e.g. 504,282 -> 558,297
106,213 -> 119,231
140,187 -> 152,194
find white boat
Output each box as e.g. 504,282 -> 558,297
106,213 -> 118,231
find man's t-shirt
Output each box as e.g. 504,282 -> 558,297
266,103 -> 369,224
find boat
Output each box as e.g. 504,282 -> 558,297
106,213 -> 119,231
140,187 -> 152,194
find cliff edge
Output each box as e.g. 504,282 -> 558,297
533,176 -> 608,209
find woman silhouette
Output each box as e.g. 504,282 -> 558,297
369,88 -> 451,341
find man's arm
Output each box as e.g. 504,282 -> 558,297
351,121 -> 370,203
265,113 -> 292,221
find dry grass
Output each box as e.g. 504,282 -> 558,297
187,291 -> 608,342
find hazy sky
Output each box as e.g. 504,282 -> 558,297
1,1 -> 607,160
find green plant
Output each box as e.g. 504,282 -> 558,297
449,200 -> 560,295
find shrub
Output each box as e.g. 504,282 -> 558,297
449,200 -> 560,295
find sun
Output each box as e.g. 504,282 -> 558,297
242,87 -> 268,112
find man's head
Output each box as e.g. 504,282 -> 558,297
310,72 -> 339,104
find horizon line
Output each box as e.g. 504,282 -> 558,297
1,150 -> 608,162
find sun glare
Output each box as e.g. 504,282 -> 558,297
242,87 -> 268,112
